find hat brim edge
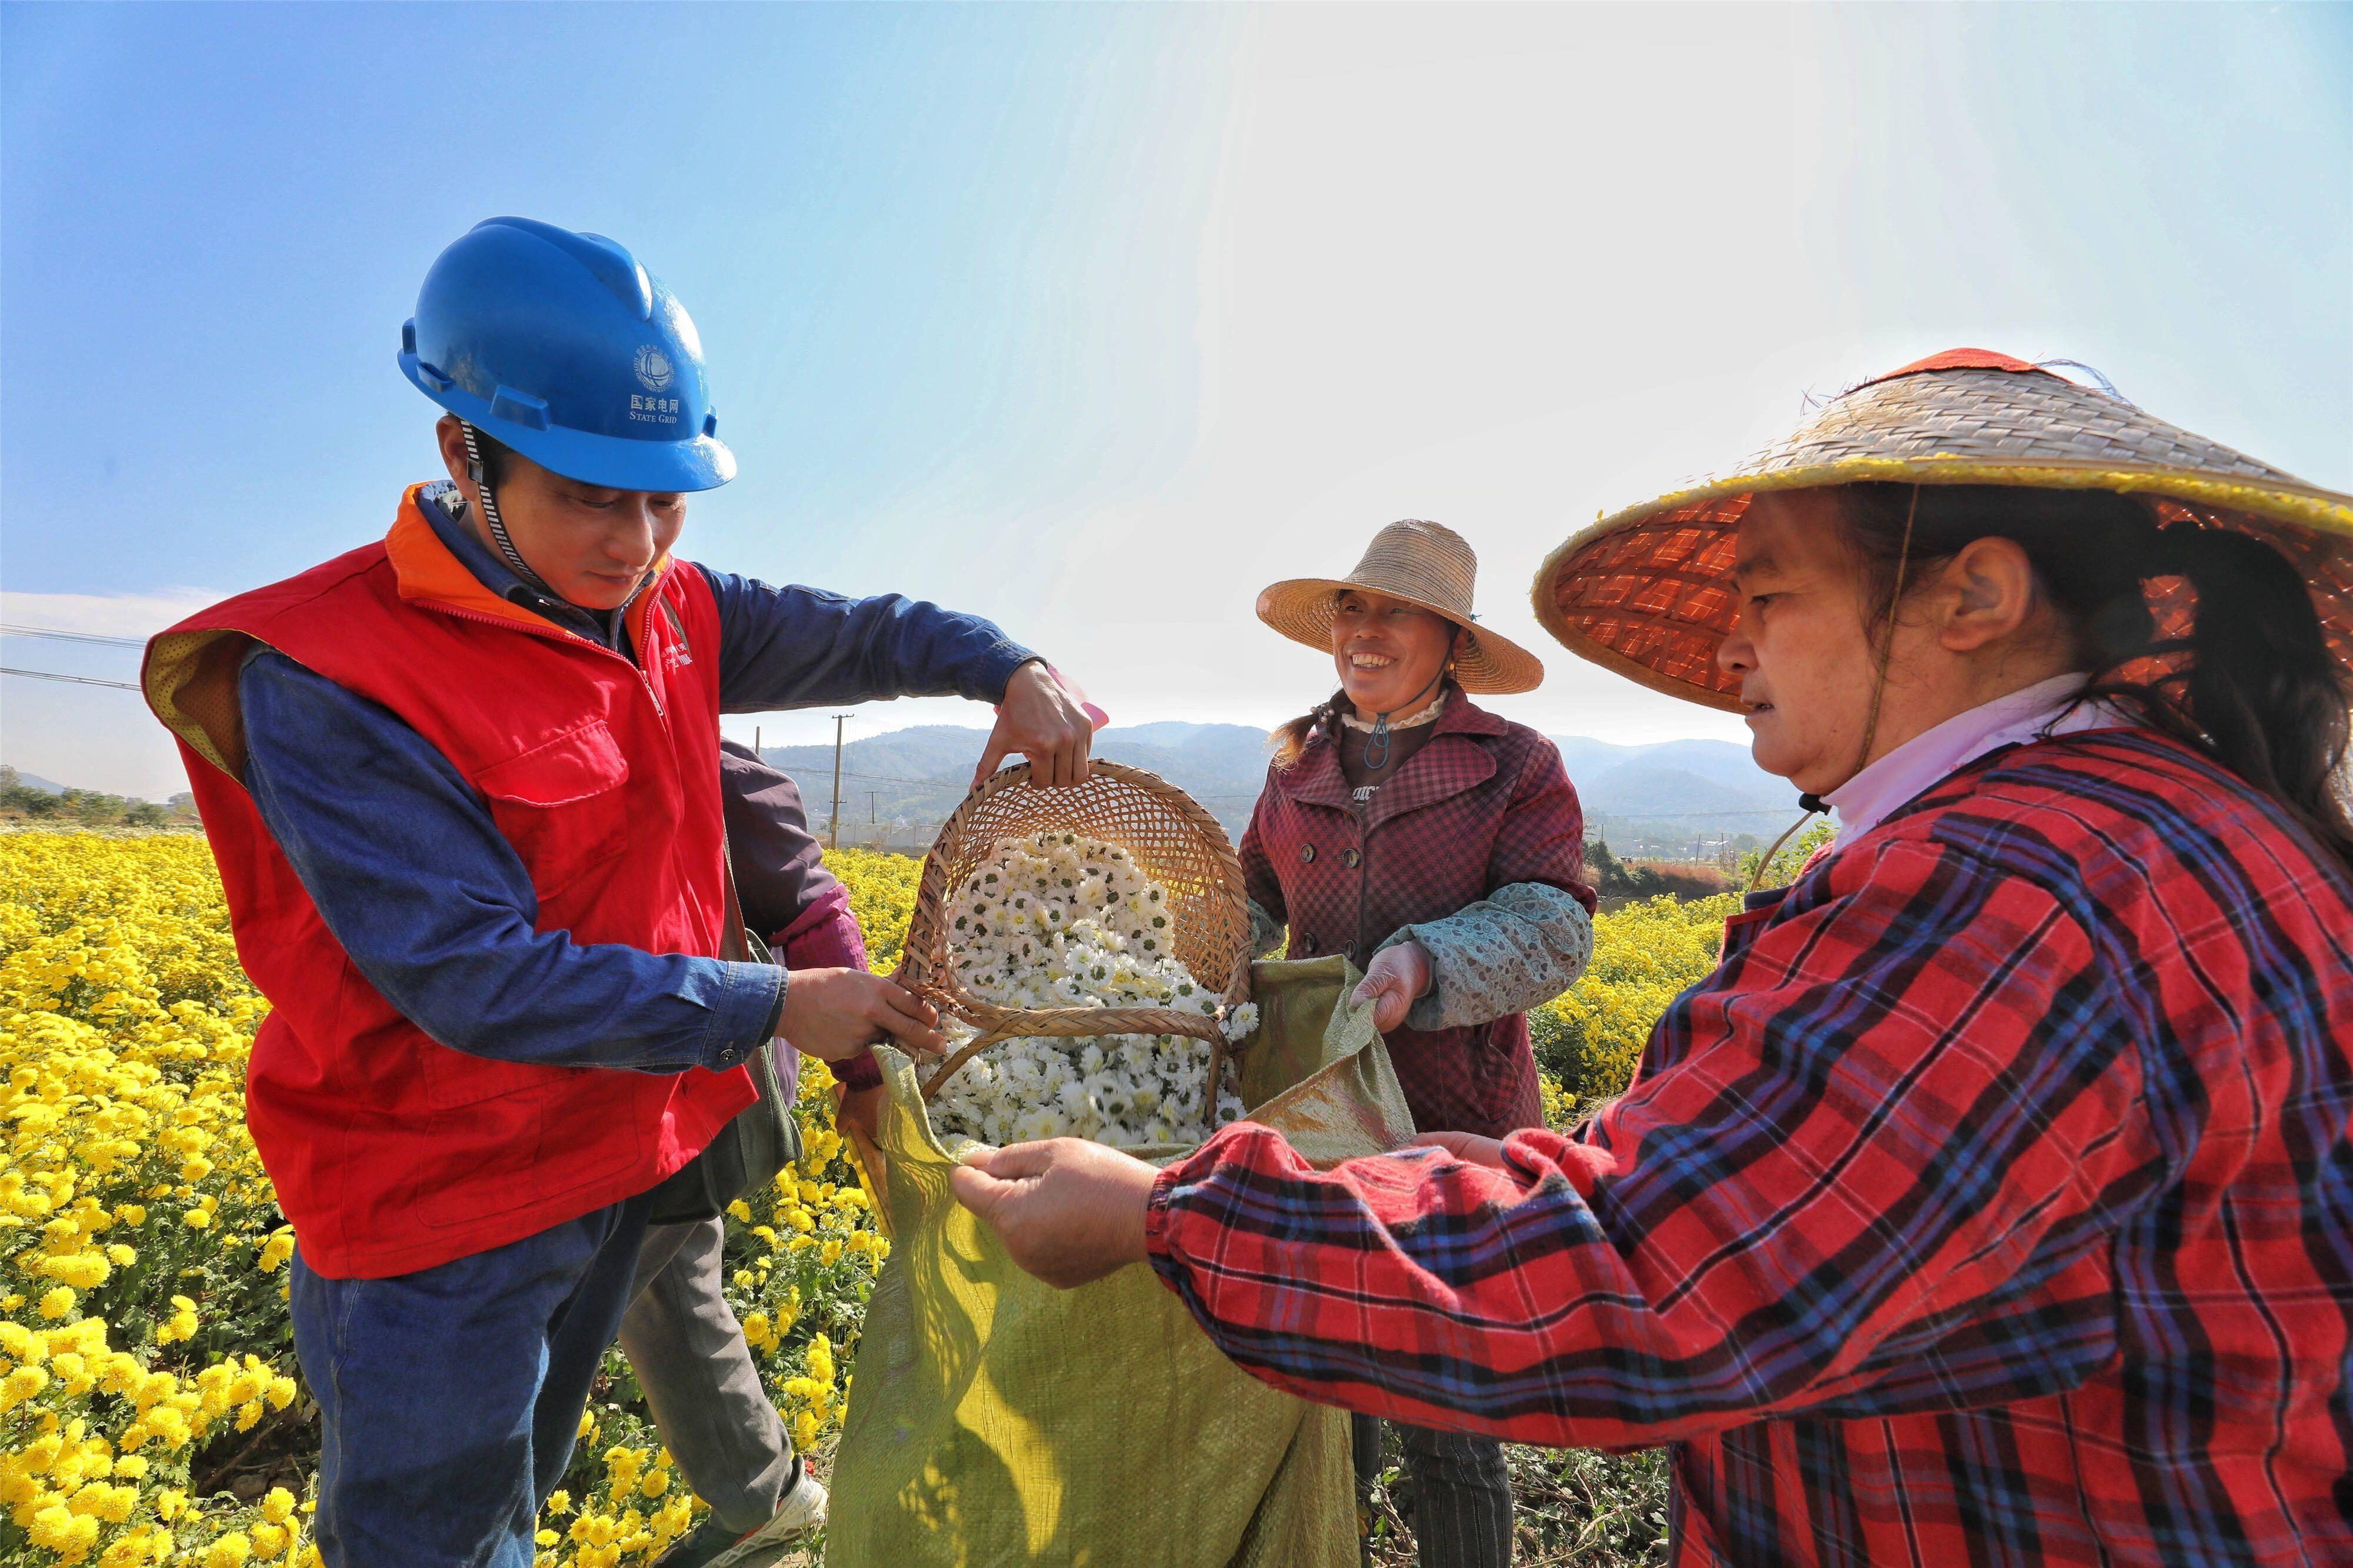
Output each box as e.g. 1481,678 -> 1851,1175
1532,455 -> 2353,712
1257,577 -> 1545,695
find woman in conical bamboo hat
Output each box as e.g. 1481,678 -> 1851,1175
952,350 -> 2353,1567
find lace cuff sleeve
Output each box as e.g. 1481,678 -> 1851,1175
1378,882 -> 1594,1031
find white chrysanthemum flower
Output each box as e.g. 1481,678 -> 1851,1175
929,833 -> 1249,1150
1012,1107 -> 1068,1143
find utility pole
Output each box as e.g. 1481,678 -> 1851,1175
867,790 -> 881,849
827,713 -> 853,850
754,725 -> 761,759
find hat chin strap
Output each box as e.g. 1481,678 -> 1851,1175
460,422 -> 655,618
1844,483 -> 1921,791
1361,633 -> 1457,773
1747,485 -> 1919,895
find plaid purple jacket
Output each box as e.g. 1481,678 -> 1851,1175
1151,729 -> 2353,1566
1238,698 -> 1597,1137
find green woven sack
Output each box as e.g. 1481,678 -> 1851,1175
828,957 -> 1417,1568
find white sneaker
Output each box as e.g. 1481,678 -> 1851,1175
704,1475 -> 828,1568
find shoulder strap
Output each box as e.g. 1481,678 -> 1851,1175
719,828 -> 764,965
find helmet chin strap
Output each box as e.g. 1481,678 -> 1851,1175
460,422 -> 554,596
460,422 -> 656,618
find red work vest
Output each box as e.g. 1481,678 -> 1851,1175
144,485 -> 756,1278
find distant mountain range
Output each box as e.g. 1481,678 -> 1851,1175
765,722 -> 1802,856
7,726 -> 1801,855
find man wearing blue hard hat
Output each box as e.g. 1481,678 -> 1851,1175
142,217 -> 1093,1566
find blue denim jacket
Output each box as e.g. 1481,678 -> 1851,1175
238,488 -> 1034,1077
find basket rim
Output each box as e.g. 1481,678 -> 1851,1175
901,758 -> 1255,1060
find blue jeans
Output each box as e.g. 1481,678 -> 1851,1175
290,1193 -> 655,1568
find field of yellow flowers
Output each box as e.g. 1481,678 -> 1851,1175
0,831 -> 1731,1568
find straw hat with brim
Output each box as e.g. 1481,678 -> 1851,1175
1530,348 -> 2353,713
1259,518 -> 1546,695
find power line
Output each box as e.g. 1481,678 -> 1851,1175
2,667 -> 143,691
0,624 -> 148,649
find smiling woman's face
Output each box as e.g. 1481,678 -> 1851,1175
1330,589 -> 1457,719
1714,491 -> 1886,793
437,415 -> 685,610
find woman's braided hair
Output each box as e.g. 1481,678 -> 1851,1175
1835,482 -> 2353,873
1269,690 -> 1349,771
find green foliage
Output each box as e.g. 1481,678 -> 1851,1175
1582,838 -> 1669,899
1529,894 -> 1738,1113
1585,839 -> 1732,901
1735,816 -> 1834,890
1364,1434 -> 1671,1566
1501,1445 -> 1672,1566
0,766 -> 181,829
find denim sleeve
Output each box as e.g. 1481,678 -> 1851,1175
237,650 -> 784,1075
696,564 -> 1038,712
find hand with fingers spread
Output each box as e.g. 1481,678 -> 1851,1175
948,1137 -> 1159,1288
779,967 -> 948,1063
975,661 -> 1095,789
1351,940 -> 1432,1033
1409,1129 -> 1509,1169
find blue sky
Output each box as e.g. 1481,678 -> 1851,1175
4,3 -> 2348,798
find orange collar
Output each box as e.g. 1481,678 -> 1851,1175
385,482 -> 674,646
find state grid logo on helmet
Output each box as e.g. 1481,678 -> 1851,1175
400,217 -> 737,493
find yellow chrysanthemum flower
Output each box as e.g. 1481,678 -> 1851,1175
203,1531 -> 254,1568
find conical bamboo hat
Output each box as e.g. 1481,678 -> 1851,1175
1530,349 -> 2353,712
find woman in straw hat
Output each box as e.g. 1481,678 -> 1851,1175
1247,519 -> 1597,1566
952,352 -> 2353,1566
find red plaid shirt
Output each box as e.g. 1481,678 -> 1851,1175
1238,697 -> 1596,1137
1151,729 -> 2353,1566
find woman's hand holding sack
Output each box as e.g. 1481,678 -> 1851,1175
1350,940 -> 1433,1032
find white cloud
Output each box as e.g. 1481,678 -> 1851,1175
1,587 -> 228,639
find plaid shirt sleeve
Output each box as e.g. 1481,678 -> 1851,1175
1145,836 -> 2163,1449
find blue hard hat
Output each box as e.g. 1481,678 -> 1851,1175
399,217 -> 735,493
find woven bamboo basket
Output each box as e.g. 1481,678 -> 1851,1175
899,760 -> 1255,1118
